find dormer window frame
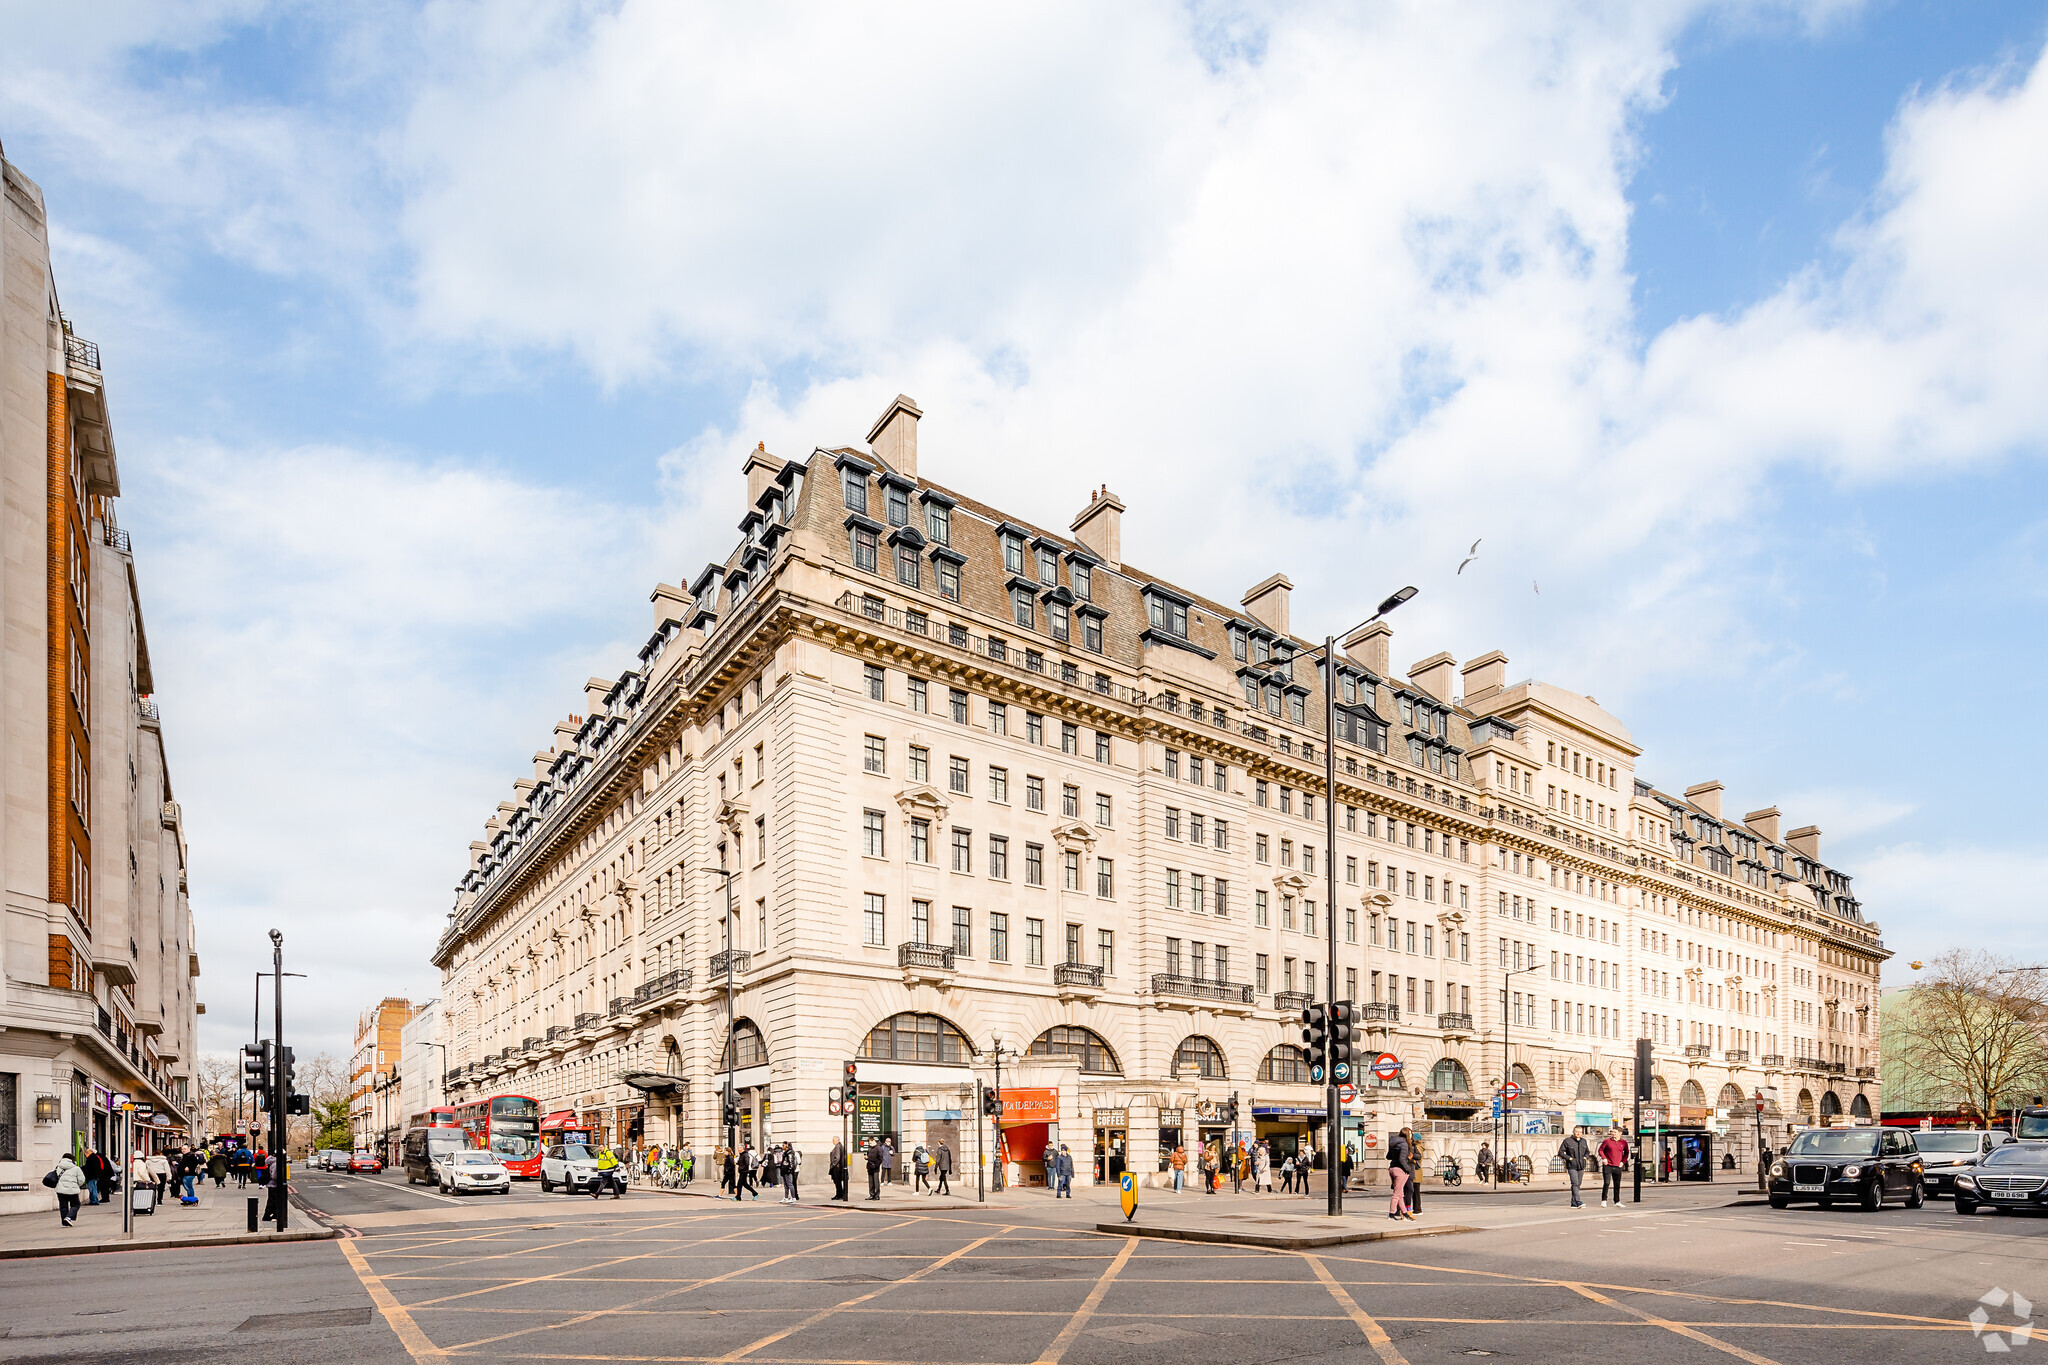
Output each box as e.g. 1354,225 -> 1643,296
997,521 -> 1031,575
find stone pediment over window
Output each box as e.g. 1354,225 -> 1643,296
1271,872 -> 1310,896
1051,820 -> 1097,853
895,784 -> 950,819
1436,911 -> 1466,932
717,798 -> 751,839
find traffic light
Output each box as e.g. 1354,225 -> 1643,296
241,1042 -> 270,1098
278,1045 -> 296,1097
722,1087 -> 740,1129
844,1060 -> 859,1093
288,1093 -> 310,1116
1223,1094 -> 1239,1127
828,1085 -> 844,1116
982,1087 -> 1000,1117
1635,1037 -> 1654,1102
1328,1002 -> 1356,1080
1301,1004 -> 1328,1084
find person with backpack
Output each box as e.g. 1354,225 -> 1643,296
592,1146 -> 624,1199
911,1142 -> 930,1193
51,1154 -> 87,1225
934,1140 -> 953,1196
82,1147 -> 112,1205
780,1141 -> 801,1202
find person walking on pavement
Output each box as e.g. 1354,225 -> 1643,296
781,1141 -> 801,1203
935,1141 -> 952,1196
82,1147 -> 111,1205
865,1139 -> 885,1200
207,1147 -> 229,1189
720,1143 -> 736,1196
52,1153 -> 87,1226
1558,1126 -> 1592,1209
260,1149 -> 287,1224
1054,1144 -> 1074,1197
233,1142 -> 252,1188
1387,1127 -> 1416,1220
1402,1136 -> 1422,1216
148,1147 -> 171,1204
1230,1143 -> 1245,1194
829,1138 -> 849,1201
1044,1142 -> 1059,1194
128,1148 -> 151,1209
593,1146 -> 624,1199
1598,1128 -> 1630,1206
737,1143 -> 759,1201
912,1142 -> 930,1194
1255,1141 -> 1272,1193
179,1146 -> 202,1204
1169,1144 -> 1187,1192
1475,1141 -> 1493,1183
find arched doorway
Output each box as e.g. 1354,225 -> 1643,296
1850,1093 -> 1871,1119
1820,1091 -> 1843,1118
1577,1070 -> 1609,1101
1680,1080 -> 1705,1107
717,1018 -> 771,1149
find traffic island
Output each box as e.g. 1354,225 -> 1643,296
1094,1212 -> 1476,1250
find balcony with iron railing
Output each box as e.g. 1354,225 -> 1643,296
574,1011 -> 601,1030
638,968 -> 693,1005
522,1036 -> 540,1051
1053,962 -> 1103,989
1827,1061 -> 1848,1075
1791,1055 -> 1824,1071
1855,1066 -> 1877,1080
65,334 -> 100,371
1684,1043 -> 1711,1059
545,1025 -> 569,1042
709,950 -> 751,978
1273,990 -> 1315,1013
1358,1001 -> 1401,1024
609,996 -> 631,1018
1151,974 -> 1255,1005
1760,1054 -> 1785,1068
897,942 -> 957,972
1724,1049 -> 1749,1064
102,522 -> 131,552
1438,1012 -> 1474,1033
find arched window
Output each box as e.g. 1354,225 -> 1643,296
1850,1093 -> 1871,1118
1680,1079 -> 1705,1106
1172,1035 -> 1226,1080
1260,1045 -> 1313,1083
1429,1058 -> 1472,1094
1650,1075 -> 1670,1105
1028,1026 -> 1122,1075
1576,1070 -> 1609,1102
1820,1090 -> 1842,1117
859,1012 -> 974,1064
1796,1088 -> 1815,1119
721,1019 -> 767,1070
1510,1062 -> 1536,1097
1718,1083 -> 1747,1110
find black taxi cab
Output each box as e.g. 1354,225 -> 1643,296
1767,1126 -> 1924,1210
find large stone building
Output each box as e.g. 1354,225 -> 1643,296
350,995 -> 415,1155
432,396 -> 1886,1185
0,150 -> 201,1210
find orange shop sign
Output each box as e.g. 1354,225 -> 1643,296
998,1087 -> 1059,1125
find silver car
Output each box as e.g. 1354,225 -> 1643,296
1912,1129 -> 2014,1197
539,1142 -> 602,1194
440,1150 -> 512,1195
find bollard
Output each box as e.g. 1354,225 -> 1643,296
248,1196 -> 259,1232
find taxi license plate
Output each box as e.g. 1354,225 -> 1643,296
1793,1183 -> 1824,1193
1992,1189 -> 2027,1199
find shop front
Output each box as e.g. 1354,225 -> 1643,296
998,1087 -> 1060,1187
1155,1108 -> 1183,1172
856,1094 -> 898,1180
1091,1107 -> 1128,1184
1254,1104 -> 1325,1164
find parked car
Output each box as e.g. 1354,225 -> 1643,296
1767,1127 -> 1924,1210
348,1150 -> 385,1174
1955,1143 -> 2048,1215
1910,1129 -> 2013,1197
439,1150 -> 512,1196
539,1142 -> 602,1194
315,1148 -> 351,1171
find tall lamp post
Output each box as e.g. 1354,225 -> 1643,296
702,867 -> 741,1156
987,1037 -> 1020,1192
1292,586 -> 1416,1217
1493,963 -> 1542,1187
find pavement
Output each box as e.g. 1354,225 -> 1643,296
0,1175 -> 338,1259
10,1170 -> 2034,1363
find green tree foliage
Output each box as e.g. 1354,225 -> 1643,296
314,1095 -> 352,1152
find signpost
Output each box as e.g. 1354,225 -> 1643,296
1371,1053 -> 1402,1082
1338,1082 -> 1356,1104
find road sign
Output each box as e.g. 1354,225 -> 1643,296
1499,1080 -> 1522,1102
1371,1053 -> 1402,1082
1333,1061 -> 1352,1083
1338,1082 -> 1356,1103
1362,1131 -> 1380,1150
1310,1062 -> 1327,1084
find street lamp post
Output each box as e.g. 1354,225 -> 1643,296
703,867 -> 741,1157
1494,963 -> 1542,1188
1302,586 -> 1416,1217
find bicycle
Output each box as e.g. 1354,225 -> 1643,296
1439,1156 -> 1463,1187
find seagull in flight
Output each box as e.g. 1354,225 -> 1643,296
1532,581 -> 1540,595
1457,539 -> 1481,575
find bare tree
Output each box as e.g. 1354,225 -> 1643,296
194,1053 -> 241,1136
1893,950 -> 2048,1124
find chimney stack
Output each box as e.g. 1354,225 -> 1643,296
1685,781 -> 1724,820
1744,807 -> 1782,843
1786,825 -> 1821,860
1343,620 -> 1391,676
1460,650 -> 1507,700
533,751 -> 554,781
650,582 -> 688,630
585,677 -> 614,714
1071,485 -> 1124,570
1408,652 -> 1455,702
743,442 -> 783,505
1240,573 -> 1292,635
866,394 -> 923,479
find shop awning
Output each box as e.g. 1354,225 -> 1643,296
619,1071 -> 686,1095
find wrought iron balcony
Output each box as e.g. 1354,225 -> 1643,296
638,968 -> 693,1004
444,1068 -> 465,1087
574,1011 -> 601,1030
1273,990 -> 1315,1013
1438,1012 -> 1474,1033
1053,962 -> 1103,989
1683,1043 -> 1711,1059
1791,1055 -> 1824,1071
545,1025 -> 569,1042
1356,1001 -> 1399,1024
1826,1061 -> 1848,1075
1151,974 -> 1255,1005
1723,1049 -> 1749,1064
897,942 -> 956,972
710,949 -> 752,978
65,334 -> 100,370
1759,1054 -> 1786,1068
1855,1066 -> 1877,1080
609,996 -> 630,1017
522,1036 -> 540,1051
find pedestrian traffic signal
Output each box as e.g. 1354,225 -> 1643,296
278,1045 -> 296,1098
982,1088 -> 1000,1117
1329,1001 -> 1356,1070
287,1093 -> 310,1116
241,1042 -> 270,1096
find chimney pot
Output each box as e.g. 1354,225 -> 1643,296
1786,825 -> 1822,860
585,677 -> 614,713
1071,486 -> 1125,569
742,443 -> 784,506
866,394 -> 923,479
1240,573 -> 1293,635
1684,781 -> 1724,820
1743,807 -> 1782,844
650,582 -> 687,630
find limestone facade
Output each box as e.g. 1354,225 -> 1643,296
0,152 -> 200,1211
432,397 -> 1885,1185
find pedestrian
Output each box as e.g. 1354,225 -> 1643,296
1279,1151 -> 1295,1194
680,1141 -> 696,1184
1255,1141 -> 1272,1193
1043,1142 -> 1059,1194
82,1147 -> 111,1205
1403,1136 -> 1422,1216
1197,1146 -> 1214,1194
761,1144 -> 780,1197
1476,1141 -> 1493,1182
127,1147 -> 152,1211
912,1142 -> 930,1193
178,1146 -> 202,1204
1054,1144 -> 1074,1197
208,1147 -> 229,1188
52,1153 -> 87,1226
737,1143 -> 758,1201
935,1141 -> 952,1196
593,1145 -> 624,1199
148,1147 -> 170,1204
1169,1144 -> 1187,1192
1230,1143 -> 1245,1194
233,1142 -> 252,1188
780,1141 -> 801,1202
260,1148 -> 287,1224
1558,1125 -> 1592,1209
1387,1128 -> 1416,1221
881,1137 -> 895,1188
865,1140 -> 884,1201
720,1143 -> 736,1195
1598,1128 -> 1630,1207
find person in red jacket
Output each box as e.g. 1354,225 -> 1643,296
1597,1129 -> 1631,1206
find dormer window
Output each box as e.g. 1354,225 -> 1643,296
1231,627 -> 1248,661
895,544 -> 921,588
1003,533 -> 1025,574
936,557 -> 961,601
1083,613 -> 1103,653
1252,636 -> 1270,663
886,486 -> 910,527
1399,697 -> 1414,725
842,469 -> 868,514
1050,601 -> 1070,642
926,502 -> 951,545
1146,594 -> 1188,638
1073,563 -> 1092,600
1036,546 -> 1058,584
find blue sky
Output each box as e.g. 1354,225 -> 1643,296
3,1 -> 2044,1063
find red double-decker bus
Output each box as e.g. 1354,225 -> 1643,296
453,1094 -> 543,1177
407,1106 -> 460,1132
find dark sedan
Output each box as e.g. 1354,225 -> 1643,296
1955,1143 -> 2048,1215
1767,1127 -> 1923,1210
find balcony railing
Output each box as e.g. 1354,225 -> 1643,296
609,996 -> 631,1017
1151,974 -> 1255,1005
545,1025 -> 569,1042
709,949 -> 752,978
102,523 -> 131,552
638,968 -> 693,1004
1760,1054 -> 1786,1068
137,697 -> 159,722
1053,962 -> 1103,989
1826,1061 -> 1848,1075
574,1011 -> 601,1030
1792,1056 -> 1824,1071
1273,990 -> 1315,1013
96,1006 -> 113,1038
1724,1049 -> 1749,1064
1438,1012 -> 1474,1032
1855,1066 -> 1877,1080
65,334 -> 100,370
445,1068 -> 466,1087
1359,1001 -> 1401,1023
521,1036 -> 540,1051
1683,1043 -> 1711,1059
897,942 -> 956,972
